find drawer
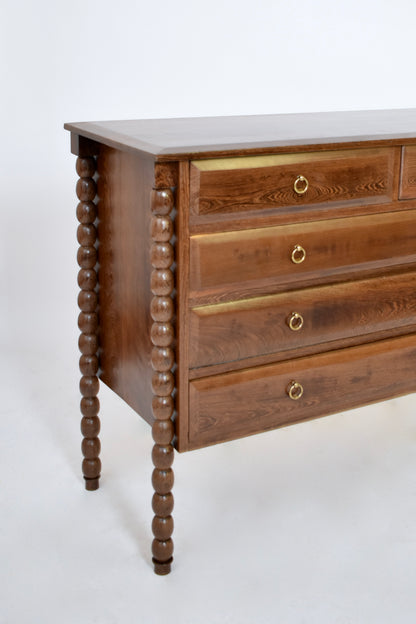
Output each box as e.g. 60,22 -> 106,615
189,271 -> 416,369
189,210 -> 416,302
189,334 -> 416,448
190,147 -> 398,217
400,146 -> 416,199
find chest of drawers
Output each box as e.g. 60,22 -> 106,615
65,109 -> 416,574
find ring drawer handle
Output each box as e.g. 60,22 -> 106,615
287,381 -> 304,401
291,244 -> 306,264
294,175 -> 309,195
287,312 -> 304,331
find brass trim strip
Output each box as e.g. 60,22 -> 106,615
191,147 -> 391,171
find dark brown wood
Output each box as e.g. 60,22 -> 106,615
154,162 -> 179,188
189,333 -> 416,449
175,161 -> 191,452
66,109 -> 416,575
190,147 -> 398,216
71,133 -> 100,157
150,188 -> 176,575
189,196 -> 416,234
65,109 -> 416,160
188,324 -> 416,380
96,147 -> 155,424
190,210 -> 416,304
400,145 -> 416,199
76,156 -> 101,490
190,270 -> 416,369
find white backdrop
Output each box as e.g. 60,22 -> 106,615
2,0 -> 416,348
1,1 -> 416,623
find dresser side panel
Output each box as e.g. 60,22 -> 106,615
96,146 -> 155,424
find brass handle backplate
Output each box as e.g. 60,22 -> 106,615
294,175 -> 309,195
287,312 -> 304,331
291,244 -> 306,264
287,381 -> 304,400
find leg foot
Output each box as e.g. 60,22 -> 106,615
153,557 -> 173,575
84,477 -> 100,491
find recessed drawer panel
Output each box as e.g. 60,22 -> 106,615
189,210 -> 416,302
400,146 -> 416,199
189,334 -> 416,448
189,271 -> 416,369
190,147 -> 398,217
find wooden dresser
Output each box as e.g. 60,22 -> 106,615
65,109 -> 416,574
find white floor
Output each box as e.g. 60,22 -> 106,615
1,325 -> 416,623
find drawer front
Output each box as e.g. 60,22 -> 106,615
189,271 -> 416,368
189,334 -> 416,448
190,147 -> 398,217
190,210 -> 416,301
400,146 -> 416,199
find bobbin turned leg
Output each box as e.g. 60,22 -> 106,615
150,188 -> 176,575
76,156 -> 101,491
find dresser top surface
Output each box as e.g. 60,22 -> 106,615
65,108 -> 416,160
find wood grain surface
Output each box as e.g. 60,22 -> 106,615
189,334 -> 416,448
400,145 -> 416,199
174,162 -> 191,452
65,109 -> 416,160
189,270 -> 416,368
190,147 -> 398,216
97,146 -> 155,424
190,209 -> 416,303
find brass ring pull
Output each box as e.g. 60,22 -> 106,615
291,244 -> 306,264
294,175 -> 309,195
287,312 -> 304,331
287,381 -> 303,401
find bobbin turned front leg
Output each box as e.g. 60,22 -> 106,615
76,156 -> 101,491
150,188 -> 176,574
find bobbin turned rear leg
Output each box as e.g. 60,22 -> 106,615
75,154 -> 101,491
150,188 -> 176,574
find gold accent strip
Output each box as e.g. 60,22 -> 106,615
192,147 -> 389,171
